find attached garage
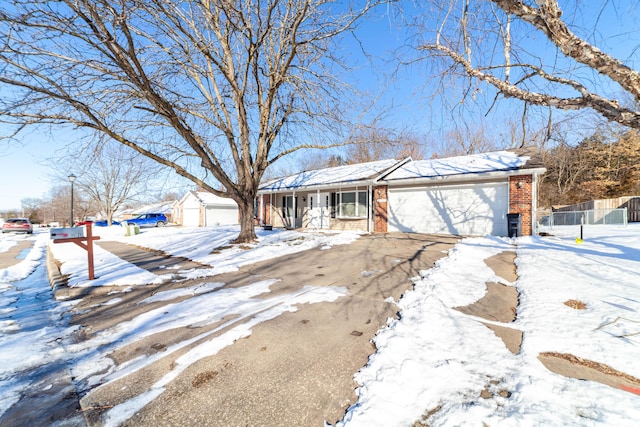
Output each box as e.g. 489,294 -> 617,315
387,182 -> 509,236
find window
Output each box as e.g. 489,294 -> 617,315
335,190 -> 368,218
282,195 -> 297,219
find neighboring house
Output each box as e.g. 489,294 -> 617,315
175,191 -> 239,227
118,201 -> 175,223
257,148 -> 546,237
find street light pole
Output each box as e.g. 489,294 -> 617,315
68,173 -> 76,226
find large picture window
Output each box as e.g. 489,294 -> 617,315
335,190 -> 367,218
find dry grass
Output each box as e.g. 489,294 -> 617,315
192,370 -> 219,388
540,352 -> 640,384
210,244 -> 252,254
412,405 -> 442,427
564,299 -> 587,310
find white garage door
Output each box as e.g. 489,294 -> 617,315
182,208 -> 200,227
388,182 -> 509,236
205,206 -> 239,226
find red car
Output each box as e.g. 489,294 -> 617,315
2,218 -> 33,234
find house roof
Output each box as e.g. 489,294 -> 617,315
382,149 -> 545,183
258,149 -> 545,193
181,191 -> 238,206
259,158 -> 408,192
133,201 -> 175,215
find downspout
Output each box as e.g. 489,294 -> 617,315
367,184 -> 372,232
532,174 -> 538,236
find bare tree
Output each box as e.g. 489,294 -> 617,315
60,142 -> 164,226
20,197 -> 42,222
418,0 -> 640,130
434,123 -> 498,157
0,0 -> 377,242
345,127 -> 426,163
38,184 -> 99,226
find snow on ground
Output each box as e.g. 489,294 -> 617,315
1,225 -> 361,422
338,224 -> 640,426
0,230 -> 77,414
0,231 -> 48,283
0,237 -> 19,253
1,224 -> 639,425
49,225 -> 362,288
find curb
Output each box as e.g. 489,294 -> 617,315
46,244 -> 68,294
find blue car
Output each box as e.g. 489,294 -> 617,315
125,213 -> 167,227
93,220 -> 121,227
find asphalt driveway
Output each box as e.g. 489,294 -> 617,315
64,233 -> 459,426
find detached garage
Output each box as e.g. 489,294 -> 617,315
176,191 -> 239,227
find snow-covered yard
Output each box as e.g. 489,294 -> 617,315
1,223 -> 639,426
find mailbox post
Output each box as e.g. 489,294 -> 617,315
51,222 -> 100,280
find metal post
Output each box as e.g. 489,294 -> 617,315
68,173 -> 76,226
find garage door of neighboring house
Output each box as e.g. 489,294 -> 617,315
387,182 -> 509,236
205,206 -> 239,226
182,208 -> 201,227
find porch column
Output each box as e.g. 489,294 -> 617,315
259,194 -> 264,225
316,189 -> 321,228
292,191 -> 296,229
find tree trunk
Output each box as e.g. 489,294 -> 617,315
234,197 -> 257,243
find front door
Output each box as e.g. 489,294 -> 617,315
308,193 -> 330,229
282,195 -> 296,229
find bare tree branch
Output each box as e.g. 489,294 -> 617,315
418,0 -> 640,132
0,0 -> 378,242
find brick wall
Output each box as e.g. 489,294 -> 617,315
374,185 -> 388,233
255,194 -> 272,225
509,175 -> 533,236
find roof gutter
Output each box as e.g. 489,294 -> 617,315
259,179 -> 378,194
382,167 -> 547,187
258,158 -> 412,194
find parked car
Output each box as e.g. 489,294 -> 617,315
125,213 -> 167,227
92,220 -> 121,227
2,218 -> 33,234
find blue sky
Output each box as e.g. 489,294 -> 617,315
1,1 -> 638,212
0,130 -> 61,212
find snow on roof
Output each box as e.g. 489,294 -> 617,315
133,201 -> 175,214
192,191 -> 238,206
383,150 -> 531,181
260,158 -> 404,191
